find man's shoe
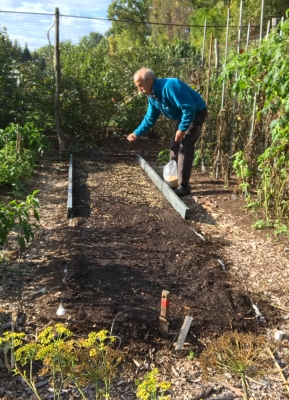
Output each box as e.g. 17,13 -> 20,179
174,185 -> 191,197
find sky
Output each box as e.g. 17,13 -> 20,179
0,0 -> 112,50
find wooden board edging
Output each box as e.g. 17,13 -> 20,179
136,154 -> 189,219
67,154 -> 73,218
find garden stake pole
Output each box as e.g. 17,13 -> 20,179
214,38 -> 220,76
54,7 -> 66,153
236,0 -> 243,54
159,290 -> 170,338
228,0 -> 243,168
266,20 -> 271,40
200,34 -> 213,173
249,0 -> 265,158
205,34 -> 213,105
259,0 -> 265,46
280,16 -> 284,37
217,7 -> 230,180
201,19 -> 207,69
224,0 -> 242,181
249,92 -> 257,148
200,18 -> 207,172
221,7 -> 230,110
245,21 -> 251,51
203,34 -> 213,147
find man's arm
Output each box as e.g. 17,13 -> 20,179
133,100 -> 161,137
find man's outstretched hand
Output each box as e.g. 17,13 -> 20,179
127,133 -> 138,142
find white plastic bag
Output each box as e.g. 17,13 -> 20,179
163,160 -> 178,188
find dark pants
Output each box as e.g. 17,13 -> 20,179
170,107 -> 207,186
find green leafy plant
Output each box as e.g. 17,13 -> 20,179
187,348 -> 195,361
156,149 -> 170,165
0,122 -> 51,188
0,190 -> 40,251
252,219 -> 273,230
274,221 -> 289,238
232,151 -> 252,199
135,368 -> 171,400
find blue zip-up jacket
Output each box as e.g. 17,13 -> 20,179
134,78 -> 207,137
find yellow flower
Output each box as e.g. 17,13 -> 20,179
54,324 -> 73,337
89,348 -> 97,357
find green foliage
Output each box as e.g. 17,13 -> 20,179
0,123 -> 51,187
156,149 -> 170,165
107,0 -> 151,48
232,151 -> 252,199
149,0 -> 191,44
0,190 -> 40,251
79,32 -> 104,49
187,348 -> 195,361
274,222 -> 289,238
252,219 -> 274,230
135,368 -> 171,400
0,29 -> 22,129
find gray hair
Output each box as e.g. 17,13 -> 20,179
133,68 -> 155,81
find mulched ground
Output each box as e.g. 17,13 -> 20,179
1,136 -> 289,399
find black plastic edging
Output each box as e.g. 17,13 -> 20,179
67,154 -> 73,218
136,154 -> 189,219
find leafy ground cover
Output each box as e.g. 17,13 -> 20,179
0,136 -> 289,399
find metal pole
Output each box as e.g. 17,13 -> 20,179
229,0 -> 243,159
280,16 -> 284,37
54,7 -> 66,152
200,33 -> 213,174
214,38 -> 220,75
205,34 -> 213,107
237,0 -> 243,53
246,21 -> 251,51
266,20 -> 271,40
249,93 -> 257,142
260,0 -> 265,45
221,7 -> 230,109
201,19 -> 207,69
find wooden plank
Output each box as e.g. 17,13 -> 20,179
67,154 -> 73,218
136,154 -> 189,219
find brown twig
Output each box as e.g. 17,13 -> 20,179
245,375 -> 266,386
270,303 -> 289,313
191,386 -> 215,400
267,347 -> 289,394
216,380 -> 244,398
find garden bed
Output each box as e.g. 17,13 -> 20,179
0,137 -> 289,399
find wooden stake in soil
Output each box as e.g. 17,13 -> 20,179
175,316 -> 193,350
159,290 -> 170,338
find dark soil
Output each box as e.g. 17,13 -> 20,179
0,136 -> 287,399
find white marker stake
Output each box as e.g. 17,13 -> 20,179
175,316 -> 193,350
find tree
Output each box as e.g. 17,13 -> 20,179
22,44 -> 32,63
0,29 -> 21,128
149,0 -> 192,44
79,32 -> 104,49
107,0 -> 152,48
